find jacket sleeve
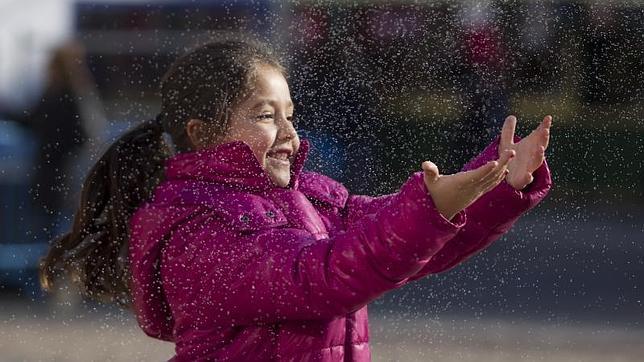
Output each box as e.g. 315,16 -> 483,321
342,193 -> 396,226
171,173 -> 466,325
406,135 -> 552,280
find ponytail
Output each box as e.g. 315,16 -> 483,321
40,118 -> 171,306
39,36 -> 287,307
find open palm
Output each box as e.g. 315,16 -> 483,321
423,148 -> 515,221
499,115 -> 552,190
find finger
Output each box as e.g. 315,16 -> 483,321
540,115 -> 553,130
531,146 -> 546,168
464,160 -> 497,184
480,158 -> 510,192
500,115 -> 517,150
422,161 -> 440,183
540,116 -> 551,150
480,149 -> 515,184
498,148 -> 516,168
531,145 -> 545,159
481,167 -> 508,193
481,151 -> 516,191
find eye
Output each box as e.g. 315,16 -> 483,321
256,114 -> 274,121
287,115 -> 296,125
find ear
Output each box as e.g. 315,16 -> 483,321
186,118 -> 205,150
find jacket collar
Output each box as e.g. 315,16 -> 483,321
165,139 -> 310,191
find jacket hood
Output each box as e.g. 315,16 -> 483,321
129,138 -> 310,341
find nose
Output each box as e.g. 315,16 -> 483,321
277,114 -> 297,140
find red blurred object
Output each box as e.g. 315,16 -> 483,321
463,25 -> 505,69
290,7 -> 329,48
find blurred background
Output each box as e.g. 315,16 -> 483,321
0,0 -> 642,361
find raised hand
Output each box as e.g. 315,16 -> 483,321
500,115 -> 552,190
422,149 -> 515,221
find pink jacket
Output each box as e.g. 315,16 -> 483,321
129,137 -> 551,361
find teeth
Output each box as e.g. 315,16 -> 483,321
269,153 -> 288,161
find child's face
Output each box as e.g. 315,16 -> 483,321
222,65 -> 300,187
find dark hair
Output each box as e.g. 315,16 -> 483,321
39,35 -> 285,306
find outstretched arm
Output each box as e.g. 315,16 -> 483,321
175,173 -> 464,326
343,147 -> 515,226
407,115 -> 553,278
170,156 -> 513,326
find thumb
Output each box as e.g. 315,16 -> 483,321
422,161 -> 440,184
500,115 -> 517,150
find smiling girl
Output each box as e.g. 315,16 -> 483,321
40,37 -> 551,361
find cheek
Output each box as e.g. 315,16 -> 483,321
247,130 -> 277,164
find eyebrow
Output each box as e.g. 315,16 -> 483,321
252,99 -> 294,109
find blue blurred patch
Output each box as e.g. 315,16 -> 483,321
298,130 -> 347,182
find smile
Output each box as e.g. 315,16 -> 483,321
267,154 -> 290,166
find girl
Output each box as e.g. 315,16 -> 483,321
40,37 -> 551,361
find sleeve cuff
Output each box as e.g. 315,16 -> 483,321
468,158 -> 552,231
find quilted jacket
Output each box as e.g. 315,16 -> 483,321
129,137 -> 551,361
